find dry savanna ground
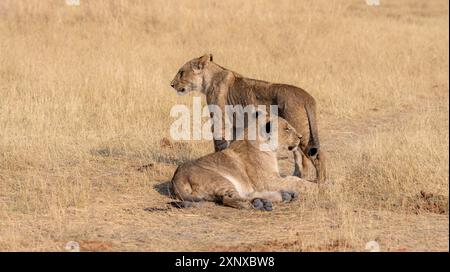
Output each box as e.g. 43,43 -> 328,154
0,0 -> 448,251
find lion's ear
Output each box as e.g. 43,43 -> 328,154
192,54 -> 212,71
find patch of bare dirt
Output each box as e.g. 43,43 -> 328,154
403,191 -> 449,215
215,239 -> 355,252
78,240 -> 115,252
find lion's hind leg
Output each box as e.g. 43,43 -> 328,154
207,178 -> 254,210
221,194 -> 274,211
214,189 -> 296,212
245,190 -> 299,211
221,193 -> 252,209
218,190 -> 275,212
309,149 -> 327,183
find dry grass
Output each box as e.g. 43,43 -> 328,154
0,0 -> 448,251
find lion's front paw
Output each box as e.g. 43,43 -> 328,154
252,198 -> 273,211
280,191 -> 299,203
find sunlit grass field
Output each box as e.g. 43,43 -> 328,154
0,0 -> 448,251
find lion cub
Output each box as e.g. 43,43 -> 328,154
171,115 -> 315,211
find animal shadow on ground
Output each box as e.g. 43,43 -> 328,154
152,181 -> 184,209
143,181 -> 177,212
153,181 -> 172,197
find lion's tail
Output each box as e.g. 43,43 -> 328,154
304,100 -> 320,157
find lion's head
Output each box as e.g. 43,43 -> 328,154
170,54 -> 213,96
243,112 -> 302,152
262,117 -> 302,152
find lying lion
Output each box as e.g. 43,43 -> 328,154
170,54 -> 326,183
171,115 -> 317,211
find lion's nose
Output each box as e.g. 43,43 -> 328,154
170,83 -> 175,88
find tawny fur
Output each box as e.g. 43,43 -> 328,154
170,54 -> 327,182
170,117 -> 318,210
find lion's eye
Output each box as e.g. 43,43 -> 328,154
179,71 -> 184,78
